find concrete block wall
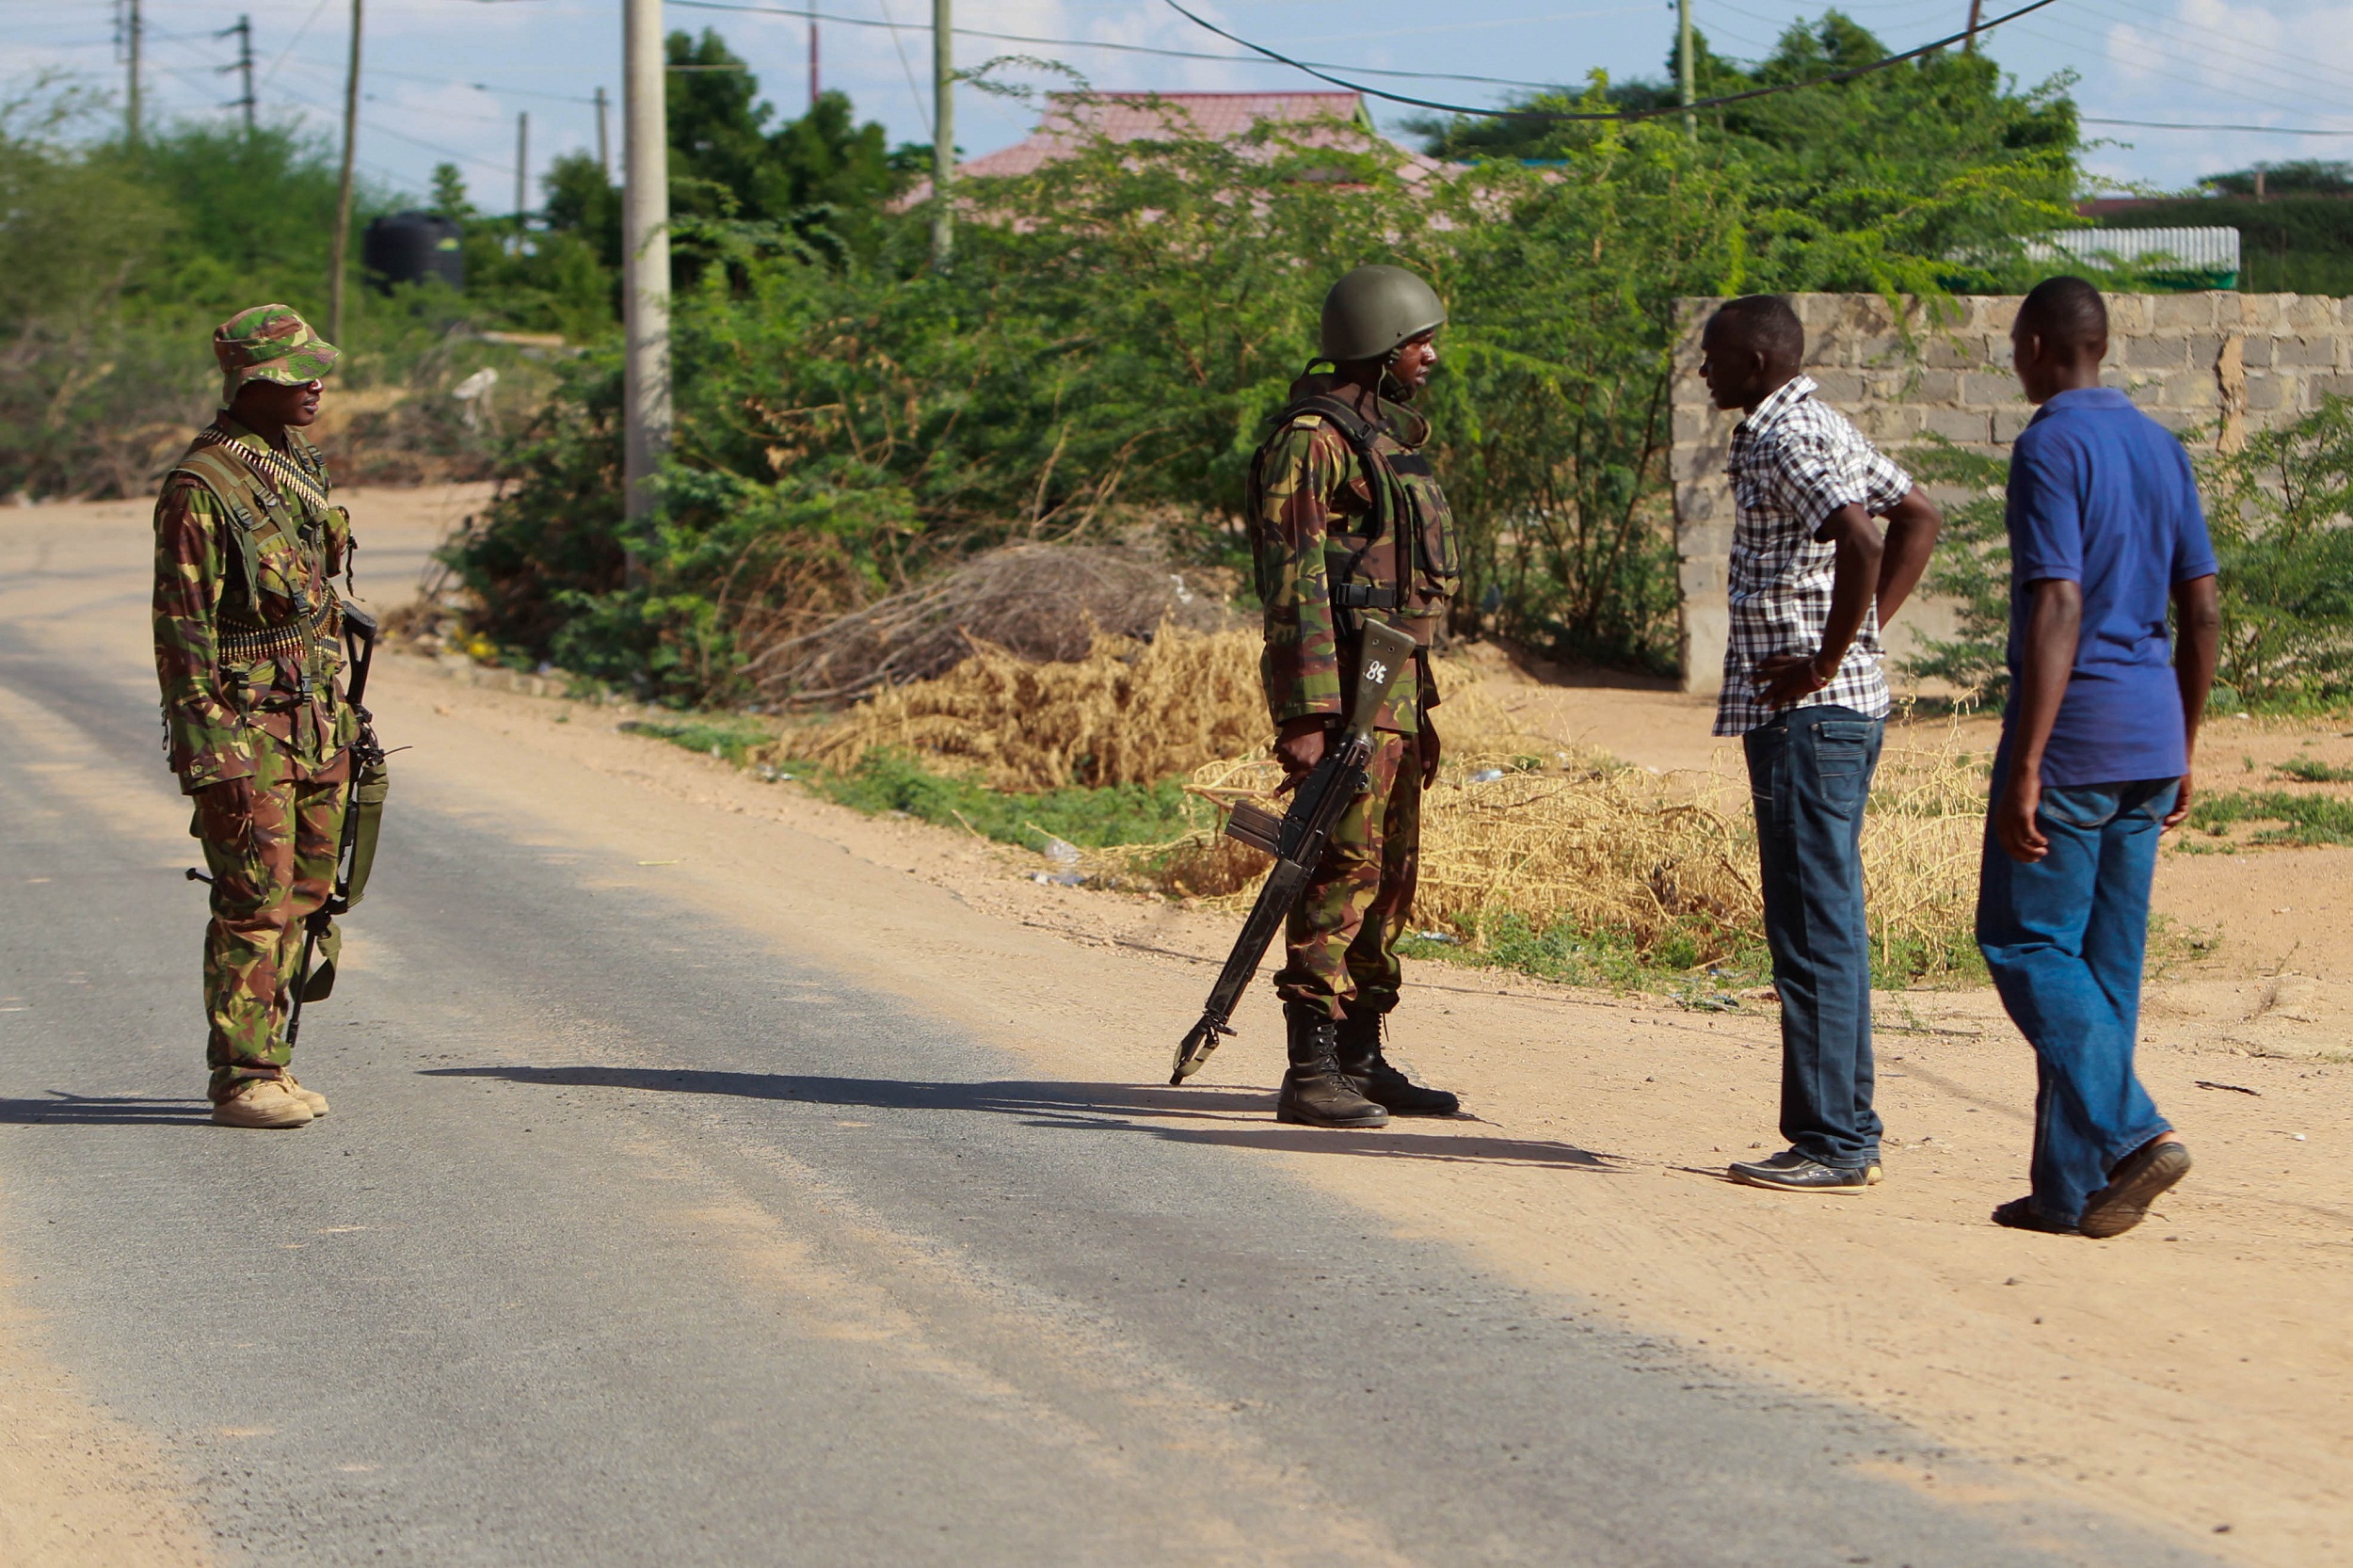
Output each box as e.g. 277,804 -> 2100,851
1672,292 -> 2353,694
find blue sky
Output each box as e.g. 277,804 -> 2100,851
12,0 -> 2353,205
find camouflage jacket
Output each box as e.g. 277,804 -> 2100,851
1248,382 -> 1461,735
152,418 -> 356,792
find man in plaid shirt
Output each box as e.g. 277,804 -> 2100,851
1700,296 -> 1943,1193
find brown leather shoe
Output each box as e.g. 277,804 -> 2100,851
2079,1138 -> 2191,1239
282,1075 -> 329,1117
213,1079 -> 314,1129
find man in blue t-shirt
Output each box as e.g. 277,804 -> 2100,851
1978,276 -> 2221,1239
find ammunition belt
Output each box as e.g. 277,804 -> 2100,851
217,602 -> 336,663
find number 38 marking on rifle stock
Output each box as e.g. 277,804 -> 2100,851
1365,660 -> 1389,684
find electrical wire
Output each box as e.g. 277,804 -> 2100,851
262,0 -> 335,89
364,63 -> 601,105
2018,10 -> 2353,112
1160,0 -> 2072,120
868,0 -> 933,140
665,0 -> 1596,92
2008,20 -> 2353,122
2063,0 -> 2353,96
2083,117 -> 2353,136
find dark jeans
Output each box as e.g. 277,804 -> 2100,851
1976,767 -> 2178,1226
1744,705 -> 1886,1169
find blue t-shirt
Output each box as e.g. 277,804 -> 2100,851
2003,387 -> 2218,787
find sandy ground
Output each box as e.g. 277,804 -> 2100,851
7,485 -> 2349,1564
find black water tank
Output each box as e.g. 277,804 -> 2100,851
362,212 -> 465,293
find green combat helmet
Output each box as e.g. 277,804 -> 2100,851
1320,264 -> 1446,363
213,303 -> 340,408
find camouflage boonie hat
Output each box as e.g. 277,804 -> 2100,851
213,304 -> 339,405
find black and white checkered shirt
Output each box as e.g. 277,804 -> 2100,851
1714,375 -> 1914,737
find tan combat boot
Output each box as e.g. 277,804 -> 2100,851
282,1074 -> 329,1117
213,1079 -> 314,1128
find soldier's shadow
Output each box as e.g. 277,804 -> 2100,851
424,1065 -> 1620,1172
0,1093 -> 214,1126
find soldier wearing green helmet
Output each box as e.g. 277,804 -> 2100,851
152,304 -> 359,1128
1247,264 -> 1463,1128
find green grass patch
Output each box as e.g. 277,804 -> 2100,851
1397,912 -> 1772,1001
2273,756 -> 2353,783
2185,788 -> 2353,846
616,716 -> 778,766
783,748 -> 1212,854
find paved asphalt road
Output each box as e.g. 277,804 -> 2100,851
0,566 -> 2221,1565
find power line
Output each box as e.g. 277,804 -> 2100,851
2018,10 -> 2353,114
665,0 -> 1595,92
1160,0 -> 2073,120
2008,20 -> 2353,122
2083,117 -> 2353,136
363,62 -> 600,105
2064,0 -> 2353,96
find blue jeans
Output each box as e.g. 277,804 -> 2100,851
1744,706 -> 1885,1169
1976,768 -> 2178,1226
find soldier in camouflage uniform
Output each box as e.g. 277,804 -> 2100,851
1250,264 -> 1463,1128
154,305 -> 355,1128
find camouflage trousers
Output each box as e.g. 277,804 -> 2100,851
192,735 -> 346,1101
1276,730 -> 1421,1018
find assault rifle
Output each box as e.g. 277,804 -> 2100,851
283,603 -> 389,1048
1171,617 -> 1417,1085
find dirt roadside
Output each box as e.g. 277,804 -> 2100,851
8,488 -> 2349,1565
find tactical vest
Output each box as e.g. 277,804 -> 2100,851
168,436 -> 344,668
1252,391 -> 1462,648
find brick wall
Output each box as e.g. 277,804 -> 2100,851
1671,292 -> 2353,695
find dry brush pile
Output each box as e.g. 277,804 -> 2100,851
783,624 -> 1995,982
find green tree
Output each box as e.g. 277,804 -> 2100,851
2199,399 -> 2353,707
660,29 -> 911,263
1418,11 -> 2079,293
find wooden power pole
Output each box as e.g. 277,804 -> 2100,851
1964,0 -> 1984,53
595,86 -> 610,179
931,0 -> 952,267
328,0 -> 363,344
1678,0 -> 1696,140
515,110 -> 530,248
622,0 -> 672,553
124,0 -> 143,147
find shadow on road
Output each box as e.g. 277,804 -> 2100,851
0,1093 -> 213,1126
425,1064 -> 1621,1172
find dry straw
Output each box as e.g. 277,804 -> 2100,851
1160,728 -> 1988,978
791,621 -> 1269,790
793,625 -> 1991,978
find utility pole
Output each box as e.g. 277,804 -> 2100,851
622,0 -> 672,556
595,86 -> 610,179
123,0 -> 143,147
328,0 -> 363,344
515,110 -> 530,250
808,4 -> 820,110
930,0 -> 952,267
1677,0 -> 1696,141
218,15 -> 257,135
1963,0 -> 1984,53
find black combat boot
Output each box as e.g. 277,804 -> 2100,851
1335,1006 -> 1460,1116
1276,1002 -> 1389,1128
